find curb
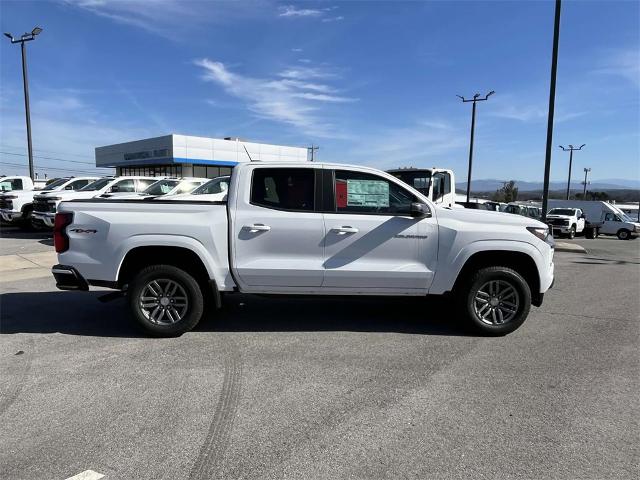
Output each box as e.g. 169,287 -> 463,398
555,242 -> 587,253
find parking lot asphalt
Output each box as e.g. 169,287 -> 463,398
1,227 -> 638,480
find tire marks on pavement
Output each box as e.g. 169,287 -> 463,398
0,340 -> 33,416
189,340 -> 243,480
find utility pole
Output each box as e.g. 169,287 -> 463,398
308,144 -> 319,162
4,27 -> 43,181
582,167 -> 591,198
559,144 -> 585,199
541,0 -> 562,223
457,91 -> 495,203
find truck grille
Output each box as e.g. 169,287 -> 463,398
0,198 -> 12,209
33,198 -> 56,213
548,218 -> 568,226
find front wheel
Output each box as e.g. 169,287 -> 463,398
128,264 -> 204,337
568,226 -> 576,239
459,266 -> 532,335
617,229 -> 631,240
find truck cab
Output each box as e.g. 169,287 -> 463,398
386,168 -> 456,208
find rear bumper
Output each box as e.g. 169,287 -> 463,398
52,264 -> 89,291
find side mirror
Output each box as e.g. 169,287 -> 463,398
65,185 -> 73,190
109,185 -> 120,193
410,202 -> 431,218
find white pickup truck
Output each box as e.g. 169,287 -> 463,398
0,176 -> 99,227
32,176 -> 156,227
546,208 -> 586,239
51,162 -> 555,337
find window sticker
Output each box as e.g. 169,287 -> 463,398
345,179 -> 389,207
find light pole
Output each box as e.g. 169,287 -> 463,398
559,144 -> 585,199
308,144 -> 319,162
582,167 -> 591,198
458,91 -> 494,203
541,0 -> 562,223
4,27 -> 43,181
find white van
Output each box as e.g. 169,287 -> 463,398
548,200 -> 639,240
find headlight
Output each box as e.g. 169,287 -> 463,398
527,226 -> 550,241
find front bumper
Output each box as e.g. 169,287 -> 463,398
32,212 -> 55,228
0,210 -> 22,223
52,264 -> 89,291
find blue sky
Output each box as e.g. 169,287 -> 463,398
1,0 -> 638,183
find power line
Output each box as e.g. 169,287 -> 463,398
0,160 -> 112,175
0,151 -> 111,167
1,144 -> 96,160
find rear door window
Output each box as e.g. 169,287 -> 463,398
251,168 -> 315,211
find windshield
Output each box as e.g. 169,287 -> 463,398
389,171 -> 431,195
41,178 -> 70,190
143,179 -> 180,195
79,178 -> 112,191
548,208 -> 576,216
192,177 -> 230,195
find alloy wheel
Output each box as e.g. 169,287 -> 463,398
138,278 -> 189,325
473,280 -> 520,325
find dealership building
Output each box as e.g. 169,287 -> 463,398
95,134 -> 310,178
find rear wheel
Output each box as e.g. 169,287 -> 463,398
617,229 -> 631,240
459,266 -> 531,335
128,264 -> 204,337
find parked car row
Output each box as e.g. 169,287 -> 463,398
0,175 -> 231,229
460,198 -> 639,240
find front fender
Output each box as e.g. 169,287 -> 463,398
429,239 -> 547,295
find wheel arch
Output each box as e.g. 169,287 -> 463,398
449,248 -> 543,306
117,245 -> 211,289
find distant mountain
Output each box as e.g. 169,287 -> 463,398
457,178 -> 640,192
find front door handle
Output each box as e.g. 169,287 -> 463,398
246,224 -> 271,232
332,226 -> 359,235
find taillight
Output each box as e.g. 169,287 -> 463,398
54,212 -> 73,253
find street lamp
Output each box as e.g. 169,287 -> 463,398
582,167 -> 591,198
4,26 -> 43,181
559,144 -> 585,199
457,90 -> 495,203
541,0 -> 562,223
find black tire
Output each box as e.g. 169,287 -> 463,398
20,206 -> 34,230
617,229 -> 631,240
127,264 -> 204,337
585,227 -> 595,239
458,266 -> 532,336
568,225 -> 576,239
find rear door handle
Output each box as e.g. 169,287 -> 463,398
246,224 -> 271,232
332,226 -> 359,235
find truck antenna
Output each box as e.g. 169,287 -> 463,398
241,143 -> 255,162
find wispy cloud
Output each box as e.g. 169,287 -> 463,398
346,120 -> 467,169
593,48 -> 640,87
62,0 -> 265,39
278,5 -> 342,21
279,5 -> 324,17
195,59 -> 356,137
489,102 -> 587,123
